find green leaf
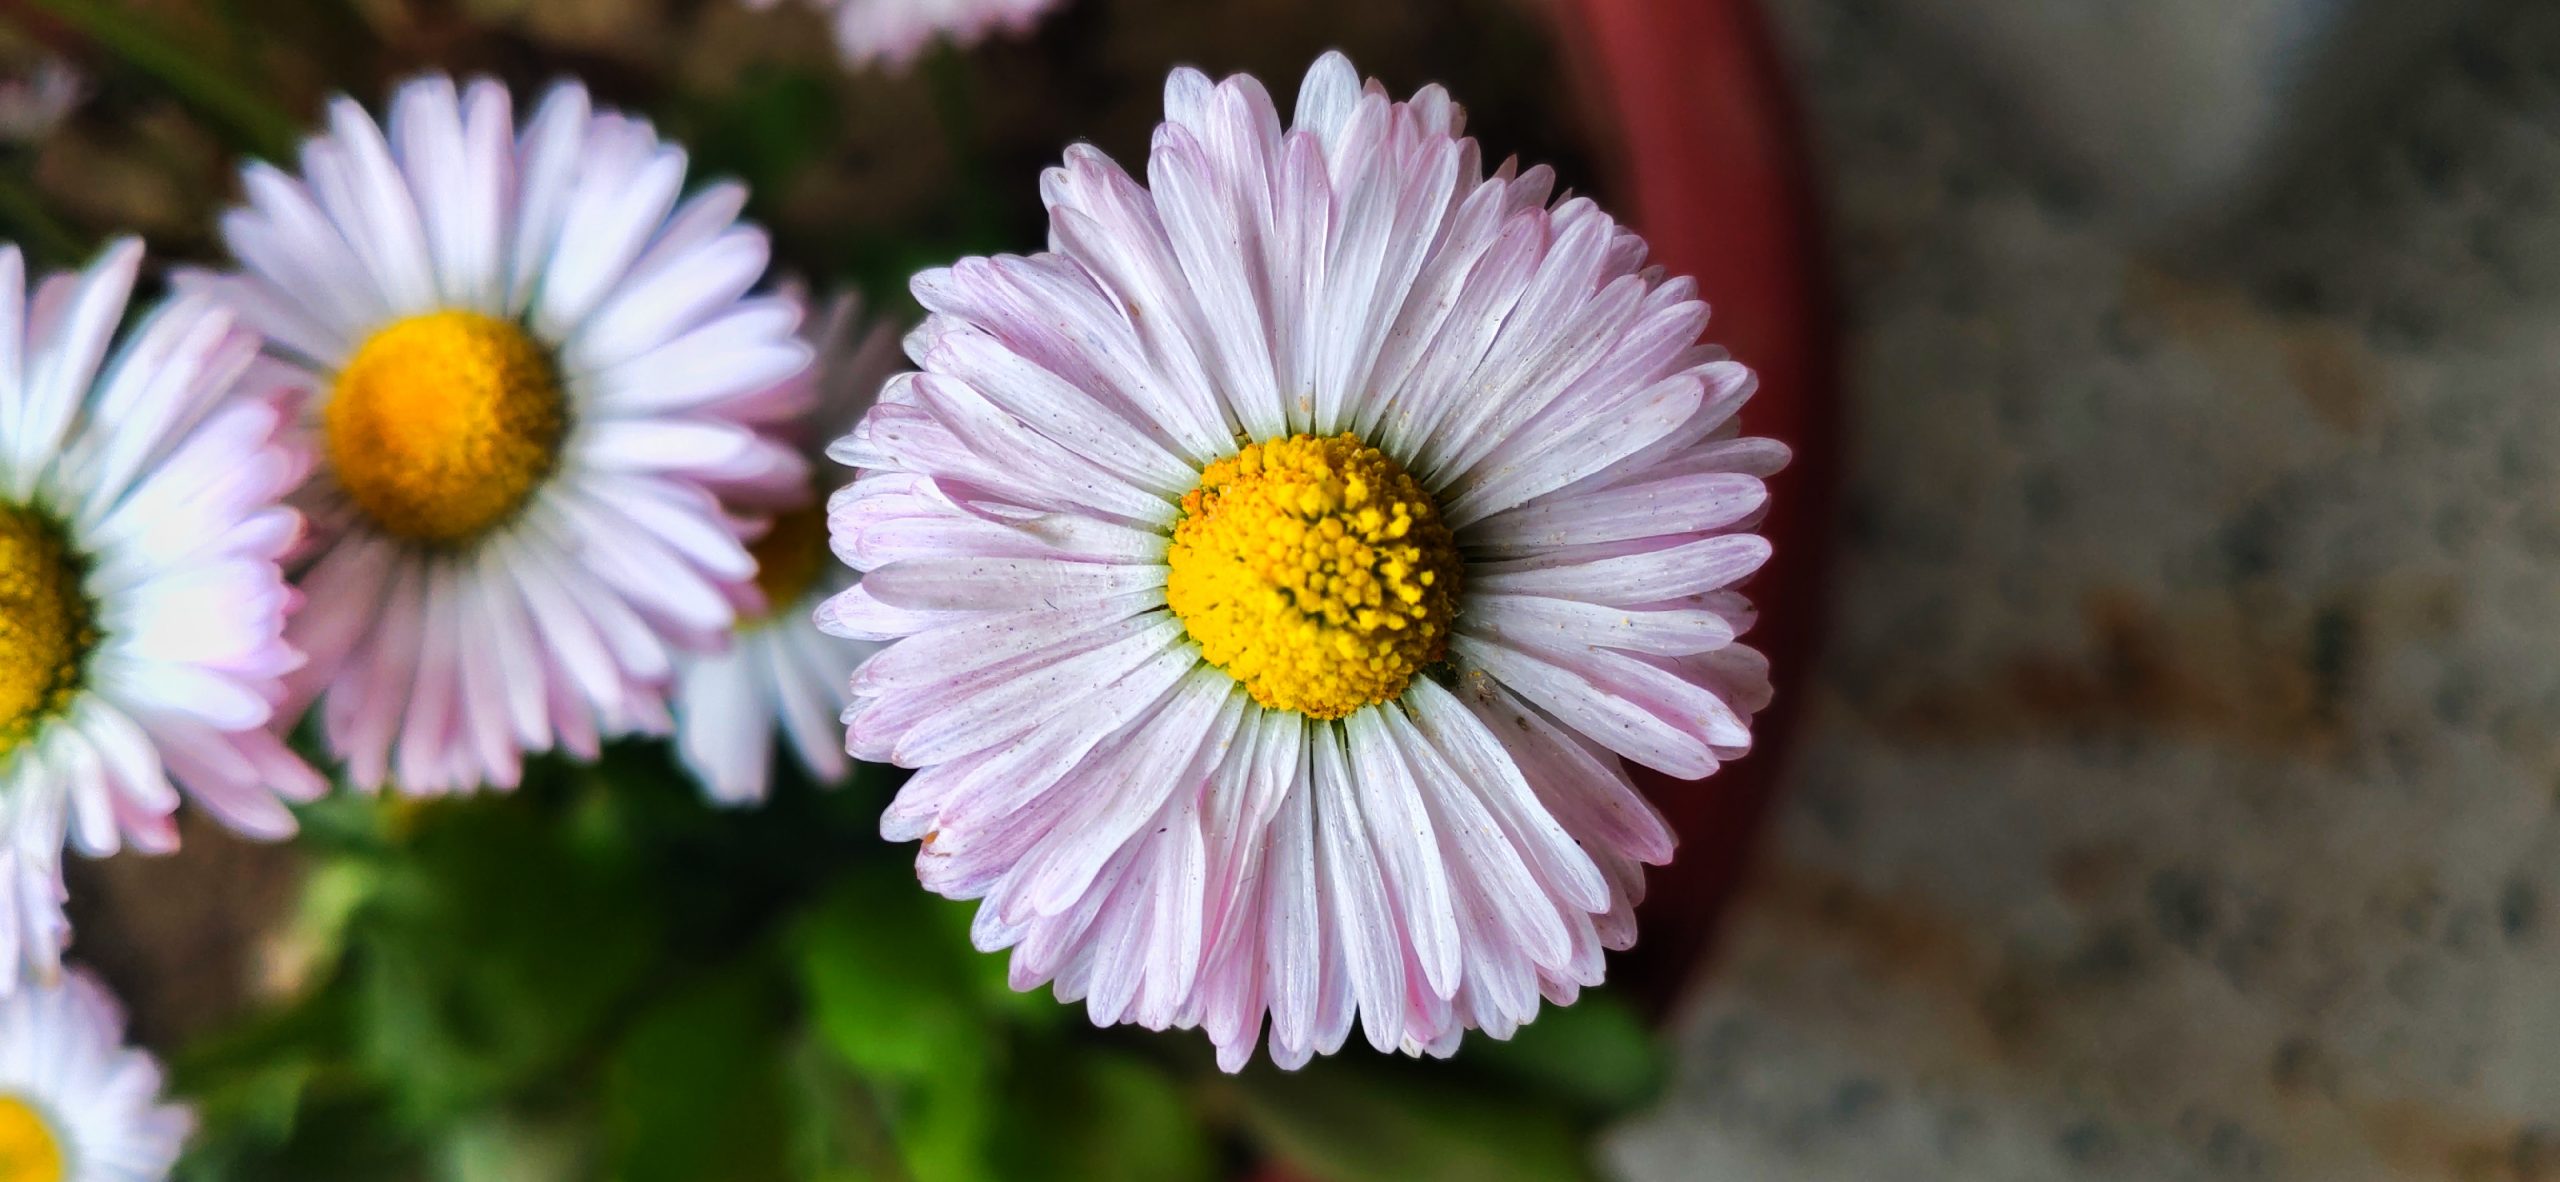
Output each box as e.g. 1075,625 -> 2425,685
992,1048 -> 1215,1182
1465,995 -> 1666,1116
670,68 -> 837,203
172,1085 -> 429,1182
345,795 -> 664,1122
1232,1059 -> 1596,1182
794,875 -> 997,1182
789,1035 -> 947,1182
603,969 -> 795,1182
436,1115 -> 589,1182
796,878 -> 989,1083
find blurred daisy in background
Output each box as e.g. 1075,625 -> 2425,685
0,240 -> 318,989
0,967 -> 191,1180
825,52 -> 1784,1069
742,0 -> 1064,71
184,75 -> 811,796
672,291 -> 898,805
0,57 -> 81,145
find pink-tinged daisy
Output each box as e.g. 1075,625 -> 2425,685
0,240 -> 319,990
671,293 -> 898,805
184,76 -> 810,795
741,0 -> 1063,71
824,52 -> 1785,1069
0,967 -> 192,1180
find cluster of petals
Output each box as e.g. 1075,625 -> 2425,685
672,292 -> 900,804
0,23 -> 1787,1105
0,241 -> 319,989
0,967 -> 190,1180
824,53 -> 1783,1068
181,76 -> 811,795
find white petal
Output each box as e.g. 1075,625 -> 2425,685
1449,636 -> 1717,779
1308,721 -> 1405,1052
1402,678 -> 1609,913
1340,708 -> 1460,999
1458,593 -> 1737,657
862,557 -> 1165,612
1468,534 -> 1772,604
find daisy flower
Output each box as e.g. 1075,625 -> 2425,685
0,239 -> 319,989
824,52 -> 1786,1069
741,0 -> 1063,71
184,75 -> 811,795
0,967 -> 191,1180
671,292 -> 898,805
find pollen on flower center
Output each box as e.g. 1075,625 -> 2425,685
0,1093 -> 65,1182
747,503 -> 830,624
325,310 -> 567,546
0,505 -> 94,759
1165,433 -> 1461,720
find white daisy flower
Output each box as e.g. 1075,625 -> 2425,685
671,292 -> 898,805
823,53 -> 1786,1069
741,0 -> 1064,71
0,239 -> 320,989
0,966 -> 191,1181
184,75 -> 812,795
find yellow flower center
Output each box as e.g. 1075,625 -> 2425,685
0,1095 -> 64,1182
1165,433 -> 1460,720
747,503 -> 830,624
0,505 -> 94,759
325,310 -> 568,546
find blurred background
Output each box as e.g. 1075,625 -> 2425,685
9,0 -> 2560,1178
1612,0 -> 2560,1178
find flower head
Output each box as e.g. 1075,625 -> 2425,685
825,52 -> 1784,1068
0,967 -> 192,1180
0,240 -> 319,988
741,0 -> 1062,71
672,291 -> 900,804
185,75 -> 811,795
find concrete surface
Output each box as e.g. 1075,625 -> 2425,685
1881,0 -> 2484,230
1607,0 -> 2560,1178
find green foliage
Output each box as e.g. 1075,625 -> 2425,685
675,68 -> 842,204
1468,994 -> 1669,1115
796,873 -> 999,1181
793,875 -> 1218,1182
1234,1064 -> 1592,1182
166,746 -> 1665,1182
990,1046 -> 1217,1182
603,969 -> 796,1182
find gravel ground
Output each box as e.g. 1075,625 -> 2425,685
1607,2 -> 2560,1178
